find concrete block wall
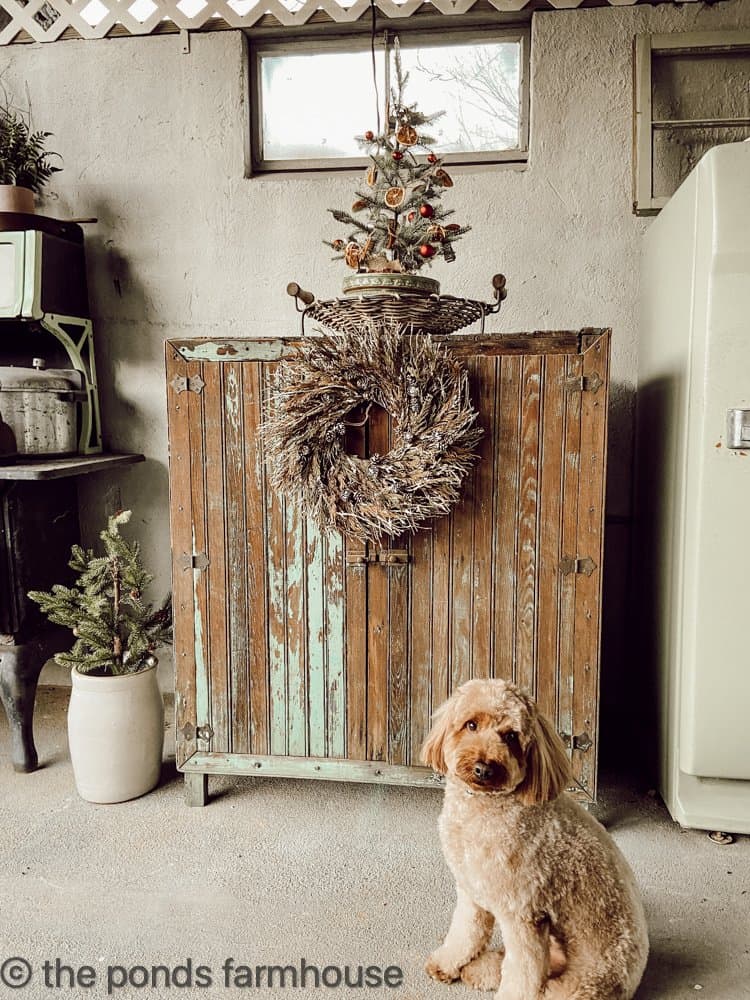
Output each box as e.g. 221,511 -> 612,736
4,0 -> 748,732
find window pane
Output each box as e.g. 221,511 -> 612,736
256,36 -> 523,165
399,41 -> 521,153
651,51 -> 750,122
260,50 -> 385,160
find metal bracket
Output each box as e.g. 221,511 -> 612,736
180,29 -> 191,54
170,374 -> 205,395
179,722 -> 213,742
560,556 -> 596,577
565,372 -> 603,394
179,551 -> 209,571
561,731 -> 593,753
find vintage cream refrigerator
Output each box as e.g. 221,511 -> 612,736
636,141 -> 750,834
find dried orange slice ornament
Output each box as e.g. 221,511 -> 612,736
396,124 -> 418,146
366,165 -> 379,187
344,242 -> 361,269
352,198 -> 369,212
434,168 -> 453,188
384,186 -> 406,209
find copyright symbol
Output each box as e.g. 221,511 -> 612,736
1,958 -> 32,988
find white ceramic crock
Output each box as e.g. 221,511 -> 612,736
67,663 -> 164,804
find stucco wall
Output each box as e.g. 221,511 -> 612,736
5,0 -> 748,715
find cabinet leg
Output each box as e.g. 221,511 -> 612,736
185,772 -> 208,807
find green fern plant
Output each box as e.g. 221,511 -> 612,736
29,511 -> 172,676
0,103 -> 61,193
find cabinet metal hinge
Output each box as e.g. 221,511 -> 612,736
170,374 -> 205,395
559,556 -> 596,577
345,549 -> 410,566
561,731 -> 593,753
565,372 -> 603,394
179,551 -> 209,571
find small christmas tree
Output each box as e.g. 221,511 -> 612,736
325,41 -> 470,274
29,510 -> 172,676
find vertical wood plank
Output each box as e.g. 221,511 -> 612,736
244,364 -> 269,756
344,422 -> 367,761
325,530 -> 346,758
366,406 -> 389,762
471,356 -> 497,680
409,525 -> 433,764
285,496 -> 307,757
493,357 -> 522,683
516,355 -> 542,696
264,364 -> 288,757
388,549 -> 409,766
572,332 -> 610,798
450,358 -> 478,690
306,517 -> 326,758
224,363 -> 250,755
558,353 -> 583,775
166,348 -> 196,769
536,355 -> 566,724
202,362 -> 229,753
186,360 -> 211,756
432,514 -> 451,703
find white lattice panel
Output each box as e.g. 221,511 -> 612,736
0,0 -> 704,44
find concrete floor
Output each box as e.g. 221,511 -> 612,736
1,686 -> 749,1000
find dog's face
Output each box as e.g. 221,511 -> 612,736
421,679 -> 571,804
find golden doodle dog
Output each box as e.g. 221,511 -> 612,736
421,679 -> 648,1000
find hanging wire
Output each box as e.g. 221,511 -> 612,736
369,0 -> 381,136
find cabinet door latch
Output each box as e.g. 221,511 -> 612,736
345,548 -> 410,566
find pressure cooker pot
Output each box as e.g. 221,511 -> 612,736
0,358 -> 84,456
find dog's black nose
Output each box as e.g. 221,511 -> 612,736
473,761 -> 495,782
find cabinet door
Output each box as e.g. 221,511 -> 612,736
167,333 -> 608,799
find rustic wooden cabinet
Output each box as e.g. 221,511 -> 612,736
166,330 -> 609,806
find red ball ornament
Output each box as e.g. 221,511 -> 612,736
364,130 -> 375,141
427,153 -> 438,164
407,211 -> 416,223
392,150 -> 404,161
419,203 -> 435,219
419,244 -> 436,258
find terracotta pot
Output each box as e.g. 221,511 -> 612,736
0,185 -> 35,214
67,663 -> 164,803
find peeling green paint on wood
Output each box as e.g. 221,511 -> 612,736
325,530 -> 346,759
306,517 -> 326,758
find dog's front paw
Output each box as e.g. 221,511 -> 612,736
460,950 -> 504,992
425,949 -> 462,984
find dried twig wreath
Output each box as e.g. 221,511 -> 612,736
263,323 -> 483,543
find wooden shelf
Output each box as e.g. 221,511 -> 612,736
0,453 -> 145,481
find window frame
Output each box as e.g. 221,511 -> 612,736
248,24 -> 531,175
633,29 -> 750,215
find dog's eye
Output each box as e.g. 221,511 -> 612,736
502,730 -> 519,744
465,720 -> 478,731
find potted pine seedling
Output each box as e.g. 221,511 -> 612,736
29,511 -> 172,803
0,101 -> 61,213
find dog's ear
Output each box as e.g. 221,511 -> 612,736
420,699 -> 453,774
519,711 -> 571,805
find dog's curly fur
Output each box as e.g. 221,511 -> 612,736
421,679 -> 648,1000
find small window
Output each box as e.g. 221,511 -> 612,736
633,30 -> 750,215
249,28 -> 530,173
